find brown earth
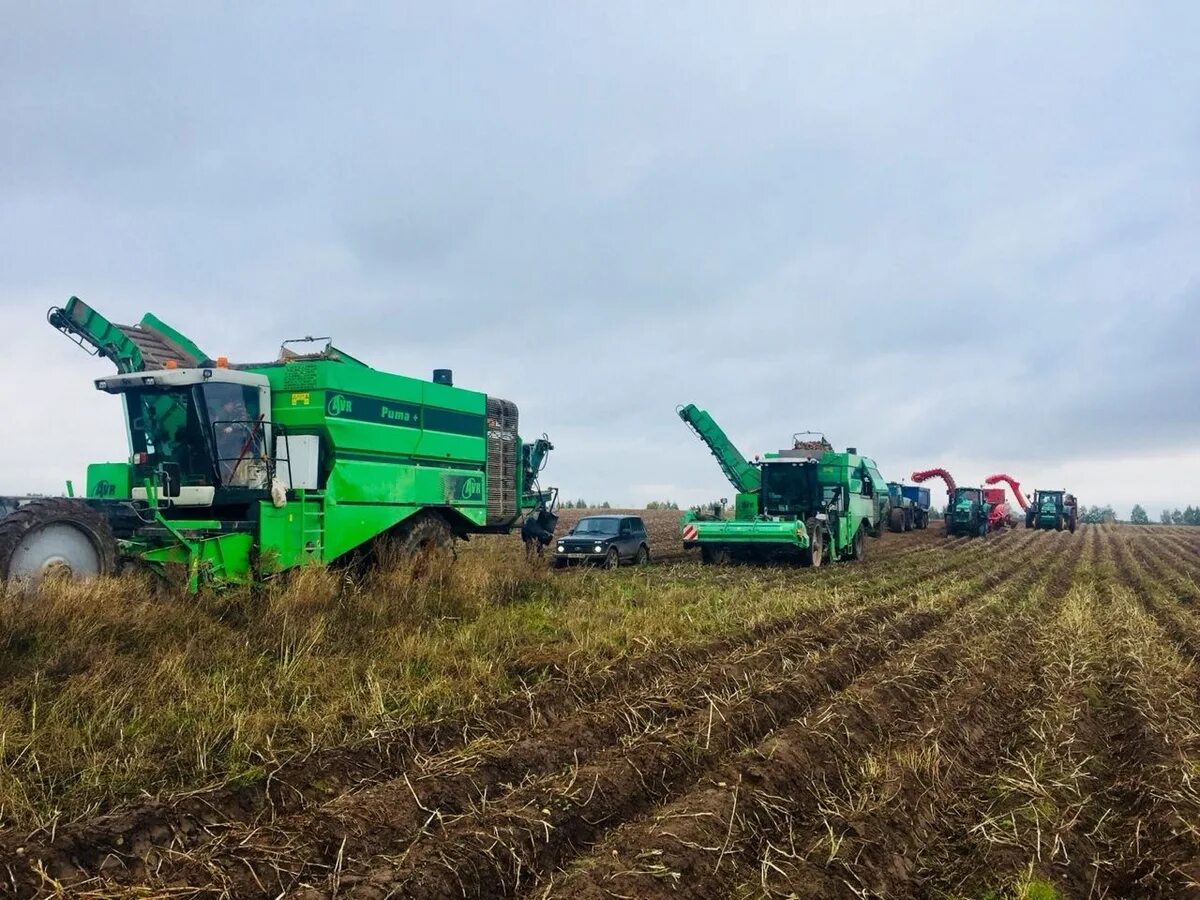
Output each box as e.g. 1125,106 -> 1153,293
3,522 -> 1200,899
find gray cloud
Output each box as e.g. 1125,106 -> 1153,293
2,2 -> 1198,514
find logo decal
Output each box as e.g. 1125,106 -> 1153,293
327,394 -> 353,417
290,392 -> 311,406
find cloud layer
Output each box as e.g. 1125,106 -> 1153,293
3,2 -> 1198,516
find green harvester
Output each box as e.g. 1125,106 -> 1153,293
0,298 -> 553,590
677,404 -> 886,565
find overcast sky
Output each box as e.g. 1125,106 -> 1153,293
2,2 -> 1198,518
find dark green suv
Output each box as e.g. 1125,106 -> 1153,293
554,515 -> 651,568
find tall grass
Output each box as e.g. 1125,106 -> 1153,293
0,539 -> 867,830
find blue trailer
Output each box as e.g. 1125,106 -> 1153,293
887,483 -> 932,532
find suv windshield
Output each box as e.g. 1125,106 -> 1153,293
573,517 -> 620,535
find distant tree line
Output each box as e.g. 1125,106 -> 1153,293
557,499 -> 683,510
1078,505 -> 1118,525
1155,506 -> 1200,526
1125,505 -> 1200,525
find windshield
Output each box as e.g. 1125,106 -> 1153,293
573,517 -> 620,535
125,387 -> 211,485
204,382 -> 266,485
761,462 -> 817,516
124,383 -> 265,488
957,489 -> 982,503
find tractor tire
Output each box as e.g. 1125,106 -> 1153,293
904,510 -> 913,532
889,508 -> 905,533
0,498 -> 118,583
800,518 -> 824,568
852,526 -> 866,562
365,514 -> 455,576
397,514 -> 454,558
604,547 -> 620,569
701,546 -> 731,566
870,512 -> 884,539
634,544 -> 650,566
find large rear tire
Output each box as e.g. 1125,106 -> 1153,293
0,498 -> 118,583
800,518 -> 824,568
367,514 -> 455,576
852,526 -> 866,562
889,508 -> 905,533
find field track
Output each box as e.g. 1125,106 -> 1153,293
3,523 -> 1199,898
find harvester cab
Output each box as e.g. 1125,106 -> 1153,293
95,367 -> 274,508
0,297 -> 555,589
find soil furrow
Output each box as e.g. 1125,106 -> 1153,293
744,532 -> 1087,899
300,540 -> 1041,897
1,537 -> 1032,894
164,539 -> 1043,898
529,540 -> 1054,900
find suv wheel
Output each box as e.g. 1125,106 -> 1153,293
634,545 -> 650,565
604,547 -> 620,569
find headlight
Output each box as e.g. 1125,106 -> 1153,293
557,544 -> 564,552
594,544 -> 603,553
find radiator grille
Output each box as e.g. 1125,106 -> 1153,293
486,397 -> 519,525
283,363 -> 319,390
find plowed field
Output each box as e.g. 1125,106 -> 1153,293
3,523 -> 1199,898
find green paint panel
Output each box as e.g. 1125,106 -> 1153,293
87,462 -> 132,499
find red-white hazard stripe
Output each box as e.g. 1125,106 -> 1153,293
682,524 -> 699,541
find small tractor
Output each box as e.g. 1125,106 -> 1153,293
886,482 -> 931,531
913,468 -> 1012,538
1026,489 -> 1078,533
944,487 -> 993,537
984,473 -> 1077,533
677,404 -> 886,566
0,297 -> 555,589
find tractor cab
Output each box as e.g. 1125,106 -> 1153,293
1034,490 -> 1065,514
95,367 -> 273,510
952,487 -> 983,507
